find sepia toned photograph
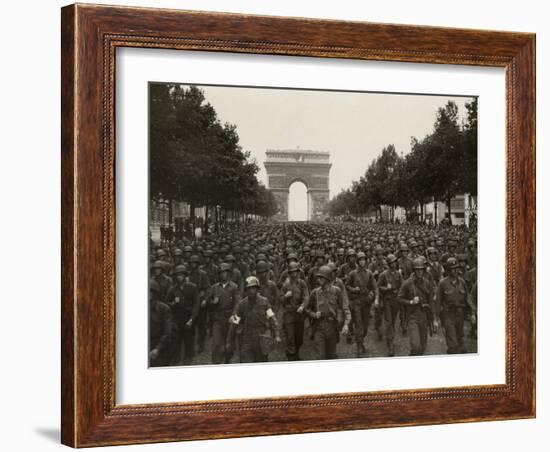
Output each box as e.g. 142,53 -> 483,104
148,82 -> 478,367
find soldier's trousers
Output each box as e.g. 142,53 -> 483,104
172,323 -> 195,365
351,300 -> 372,344
374,304 -> 384,334
441,307 -> 465,354
312,320 -> 339,360
383,299 -> 400,350
211,319 -> 231,364
196,305 -> 208,351
282,311 -> 305,360
239,335 -> 268,363
407,310 -> 428,356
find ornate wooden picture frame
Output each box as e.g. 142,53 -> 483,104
61,3 -> 535,447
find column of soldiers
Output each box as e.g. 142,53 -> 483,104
149,222 -> 477,367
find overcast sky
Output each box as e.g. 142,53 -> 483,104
180,84 -> 473,219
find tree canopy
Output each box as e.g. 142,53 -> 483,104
149,84 -> 277,222
330,99 -> 478,223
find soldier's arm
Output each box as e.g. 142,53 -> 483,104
266,301 -> 280,340
304,291 -> 316,318
378,273 -> 389,292
370,272 -> 379,302
300,280 -> 310,309
338,286 -> 351,326
435,280 -> 445,316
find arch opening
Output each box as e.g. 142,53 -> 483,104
288,181 -> 308,221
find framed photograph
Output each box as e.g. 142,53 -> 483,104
61,3 -> 535,447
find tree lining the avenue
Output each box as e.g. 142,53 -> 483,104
326,99 -> 478,224
150,84 -> 278,232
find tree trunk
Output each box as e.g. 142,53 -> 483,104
447,197 -> 453,225
190,201 -> 195,230
168,199 -> 173,225
204,205 -> 209,236
214,206 -> 219,234
434,197 -> 438,226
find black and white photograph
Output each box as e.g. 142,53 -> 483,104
148,82 -> 478,367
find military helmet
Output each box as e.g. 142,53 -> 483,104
245,276 -> 260,289
173,264 -> 189,275
347,248 -> 357,257
315,249 -> 325,258
151,260 -> 165,270
446,257 -> 459,269
149,280 -> 160,293
173,248 -> 183,256
412,257 -> 426,269
400,243 -> 409,252
374,245 -> 384,254
288,262 -> 300,273
225,254 -> 236,263
427,247 -> 438,255
189,255 -> 200,263
287,252 -> 298,262
219,262 -> 231,272
256,253 -> 267,262
387,254 -> 398,264
357,251 -> 367,260
317,265 -> 333,281
183,245 -> 193,253
256,260 -> 269,273
156,249 -> 167,258
337,248 -> 345,256
204,249 -> 213,257
457,253 -> 468,262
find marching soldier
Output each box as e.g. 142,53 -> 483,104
256,260 -> 280,311
346,251 -> 378,357
436,257 -> 475,354
304,266 -> 351,360
165,264 -> 200,365
397,258 -> 438,356
149,280 -> 173,367
369,245 -> 387,340
378,254 -> 403,356
188,255 -> 210,354
280,262 -> 309,360
208,263 -> 239,364
227,276 -> 281,363
150,260 -> 173,302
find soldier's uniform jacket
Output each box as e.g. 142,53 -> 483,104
230,267 -> 244,295
346,267 -> 378,303
201,262 -> 219,288
231,294 -> 279,339
188,268 -> 210,299
464,268 -> 477,294
368,259 -> 387,281
236,260 -> 250,279
305,284 -> 351,326
398,256 -> 413,280
337,262 -> 357,280
166,281 -> 200,325
280,278 -> 309,313
378,268 -> 403,302
307,265 -> 322,290
208,280 -> 239,323
436,276 -> 470,312
397,275 -> 436,314
332,277 -> 350,308
149,301 -> 172,352
258,278 -> 280,310
151,273 -> 173,302
277,268 -> 306,287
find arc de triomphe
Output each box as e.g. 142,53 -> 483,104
264,149 -> 331,221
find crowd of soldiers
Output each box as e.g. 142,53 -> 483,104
149,222 -> 477,367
